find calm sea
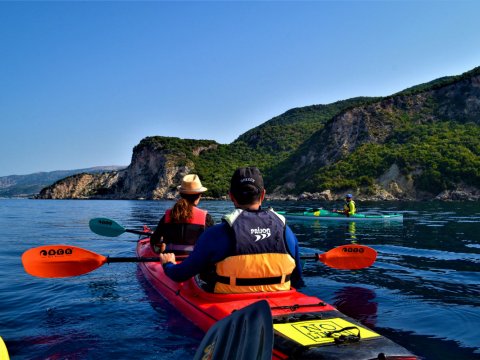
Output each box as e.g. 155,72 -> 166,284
1,199 -> 479,360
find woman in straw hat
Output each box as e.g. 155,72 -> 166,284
150,174 -> 214,255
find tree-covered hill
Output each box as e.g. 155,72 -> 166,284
267,66 -> 480,199
37,66 -> 480,200
233,97 -> 379,156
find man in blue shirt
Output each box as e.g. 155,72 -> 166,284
159,167 -> 304,293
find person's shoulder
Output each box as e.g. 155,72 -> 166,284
202,222 -> 230,236
285,224 -> 295,234
196,222 -> 231,248
157,214 -> 166,225
268,208 -> 286,224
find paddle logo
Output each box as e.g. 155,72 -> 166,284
251,227 -> 271,242
98,219 -> 113,226
342,246 -> 364,254
40,248 -> 73,256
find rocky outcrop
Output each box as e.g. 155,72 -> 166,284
38,137 -> 219,200
111,147 -> 192,199
435,185 -> 480,201
1,166 -> 125,198
37,172 -> 120,199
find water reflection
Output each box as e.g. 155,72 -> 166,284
135,269 -> 204,344
12,333 -> 94,360
331,286 -> 378,328
348,222 -> 356,242
87,280 -> 120,301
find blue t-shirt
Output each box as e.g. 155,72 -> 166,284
164,221 -> 304,288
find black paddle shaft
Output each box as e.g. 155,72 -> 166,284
125,229 -> 152,236
106,255 -> 320,264
106,257 -> 160,263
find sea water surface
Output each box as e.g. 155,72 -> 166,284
1,199 -> 479,360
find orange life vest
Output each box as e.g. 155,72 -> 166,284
214,209 -> 295,293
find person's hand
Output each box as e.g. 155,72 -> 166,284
160,252 -> 176,265
159,242 -> 166,253
151,240 -> 166,254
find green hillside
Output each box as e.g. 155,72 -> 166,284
233,97 -> 378,155
297,121 -> 480,194
192,98 -> 380,197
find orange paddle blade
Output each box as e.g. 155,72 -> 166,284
318,244 -> 377,270
22,245 -> 107,278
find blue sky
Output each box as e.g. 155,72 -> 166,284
1,1 -> 479,177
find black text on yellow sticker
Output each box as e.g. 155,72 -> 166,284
273,317 -> 380,347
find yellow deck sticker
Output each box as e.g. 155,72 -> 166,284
273,317 -> 380,347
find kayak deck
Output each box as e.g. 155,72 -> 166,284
136,238 -> 417,360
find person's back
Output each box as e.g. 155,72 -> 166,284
343,194 -> 356,216
333,194 -> 356,216
161,198 -> 210,254
214,207 -> 296,293
150,174 -> 213,255
159,167 -> 304,293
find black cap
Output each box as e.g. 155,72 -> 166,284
230,167 -> 264,198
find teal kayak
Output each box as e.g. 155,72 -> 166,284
278,209 -> 403,222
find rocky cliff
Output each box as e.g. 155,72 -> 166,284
1,166 -> 125,198
38,172 -> 120,199
37,137 -> 219,200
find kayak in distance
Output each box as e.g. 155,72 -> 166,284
278,209 -> 404,222
137,238 -> 417,360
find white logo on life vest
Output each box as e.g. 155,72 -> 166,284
251,227 -> 271,241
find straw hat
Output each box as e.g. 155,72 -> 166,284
177,174 -> 208,194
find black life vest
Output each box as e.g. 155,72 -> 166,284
163,206 -> 207,255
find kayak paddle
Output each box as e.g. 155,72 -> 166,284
89,218 -> 152,237
89,219 -> 376,267
300,244 -> 377,270
193,299 -> 273,360
21,245 -> 160,278
22,244 -> 376,278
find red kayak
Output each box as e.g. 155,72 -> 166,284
136,238 -> 418,360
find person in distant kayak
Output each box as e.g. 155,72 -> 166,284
150,174 -> 214,255
334,194 -> 356,217
159,166 -> 304,293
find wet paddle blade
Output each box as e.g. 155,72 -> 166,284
22,245 -> 107,278
89,218 -> 127,237
319,244 -> 377,270
194,300 -> 273,360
